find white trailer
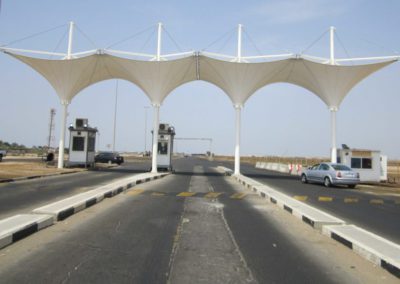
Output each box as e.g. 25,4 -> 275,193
337,148 -> 387,182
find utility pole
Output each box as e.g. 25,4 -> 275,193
47,108 -> 56,149
113,80 -> 118,152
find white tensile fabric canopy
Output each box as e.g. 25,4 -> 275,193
7,52 -> 197,105
9,51 -> 394,108
5,50 -> 396,173
198,55 -> 394,107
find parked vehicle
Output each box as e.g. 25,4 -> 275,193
301,162 -> 360,188
0,150 -> 6,162
94,152 -> 124,165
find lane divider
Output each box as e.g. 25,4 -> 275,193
219,167 -> 400,279
0,172 -> 169,250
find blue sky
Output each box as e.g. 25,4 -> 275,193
1,0 -> 400,158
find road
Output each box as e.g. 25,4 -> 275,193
226,162 -> 400,245
0,157 -> 396,283
0,160 -> 150,219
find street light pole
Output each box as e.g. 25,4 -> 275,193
112,80 -> 118,153
144,106 -> 150,153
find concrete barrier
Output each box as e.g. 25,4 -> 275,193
216,167 -> 400,278
0,214 -> 53,249
255,161 -> 303,176
0,172 -> 169,250
33,172 -> 169,221
323,225 -> 400,278
234,175 -> 345,230
33,190 -> 105,221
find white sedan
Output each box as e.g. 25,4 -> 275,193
301,162 -> 360,188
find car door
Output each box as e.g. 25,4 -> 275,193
307,164 -> 320,181
317,163 -> 330,182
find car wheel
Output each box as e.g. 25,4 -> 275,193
301,174 -> 308,184
348,184 -> 356,189
0,154 -> 2,162
324,177 -> 331,187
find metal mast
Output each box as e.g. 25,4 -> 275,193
57,21 -> 74,168
47,108 -> 56,149
151,23 -> 163,173
329,26 -> 337,163
234,24 -> 243,175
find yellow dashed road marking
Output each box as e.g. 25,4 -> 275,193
370,199 -> 384,205
151,192 -> 166,197
395,199 -> 400,204
344,198 -> 359,203
319,196 -> 333,202
128,189 -> 145,196
204,192 -> 223,198
293,195 -> 308,201
230,192 -> 247,199
177,192 -> 196,197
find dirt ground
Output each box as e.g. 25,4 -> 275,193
0,157 -> 84,180
0,155 -> 151,181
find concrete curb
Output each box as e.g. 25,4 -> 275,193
0,172 -> 169,249
33,172 -> 169,221
234,174 -> 345,230
323,225 -> 400,278
0,214 -> 54,249
0,169 -> 85,184
220,168 -> 400,279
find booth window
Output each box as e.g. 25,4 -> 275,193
72,137 -> 85,151
362,158 -> 372,169
351,157 -> 372,169
158,142 -> 168,155
88,137 -> 95,152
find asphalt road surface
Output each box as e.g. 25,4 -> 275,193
224,161 -> 400,245
0,157 -> 397,283
0,161 -> 151,219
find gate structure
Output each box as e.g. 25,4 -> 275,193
1,22 -> 397,174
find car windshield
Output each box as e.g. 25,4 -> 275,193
100,152 -> 114,157
331,164 -> 351,171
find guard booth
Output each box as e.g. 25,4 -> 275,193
155,123 -> 175,171
68,118 -> 97,167
337,146 -> 387,182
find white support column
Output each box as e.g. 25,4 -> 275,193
57,21 -> 74,169
329,26 -> 337,163
151,103 -> 160,173
57,100 -> 69,168
237,24 -> 242,63
234,104 -> 242,175
330,106 -> 338,163
156,22 -> 162,61
329,26 -> 335,65
67,21 -> 74,60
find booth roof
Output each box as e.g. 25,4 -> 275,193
7,51 -> 395,108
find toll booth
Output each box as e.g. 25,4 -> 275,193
155,123 -> 175,171
68,118 -> 97,167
